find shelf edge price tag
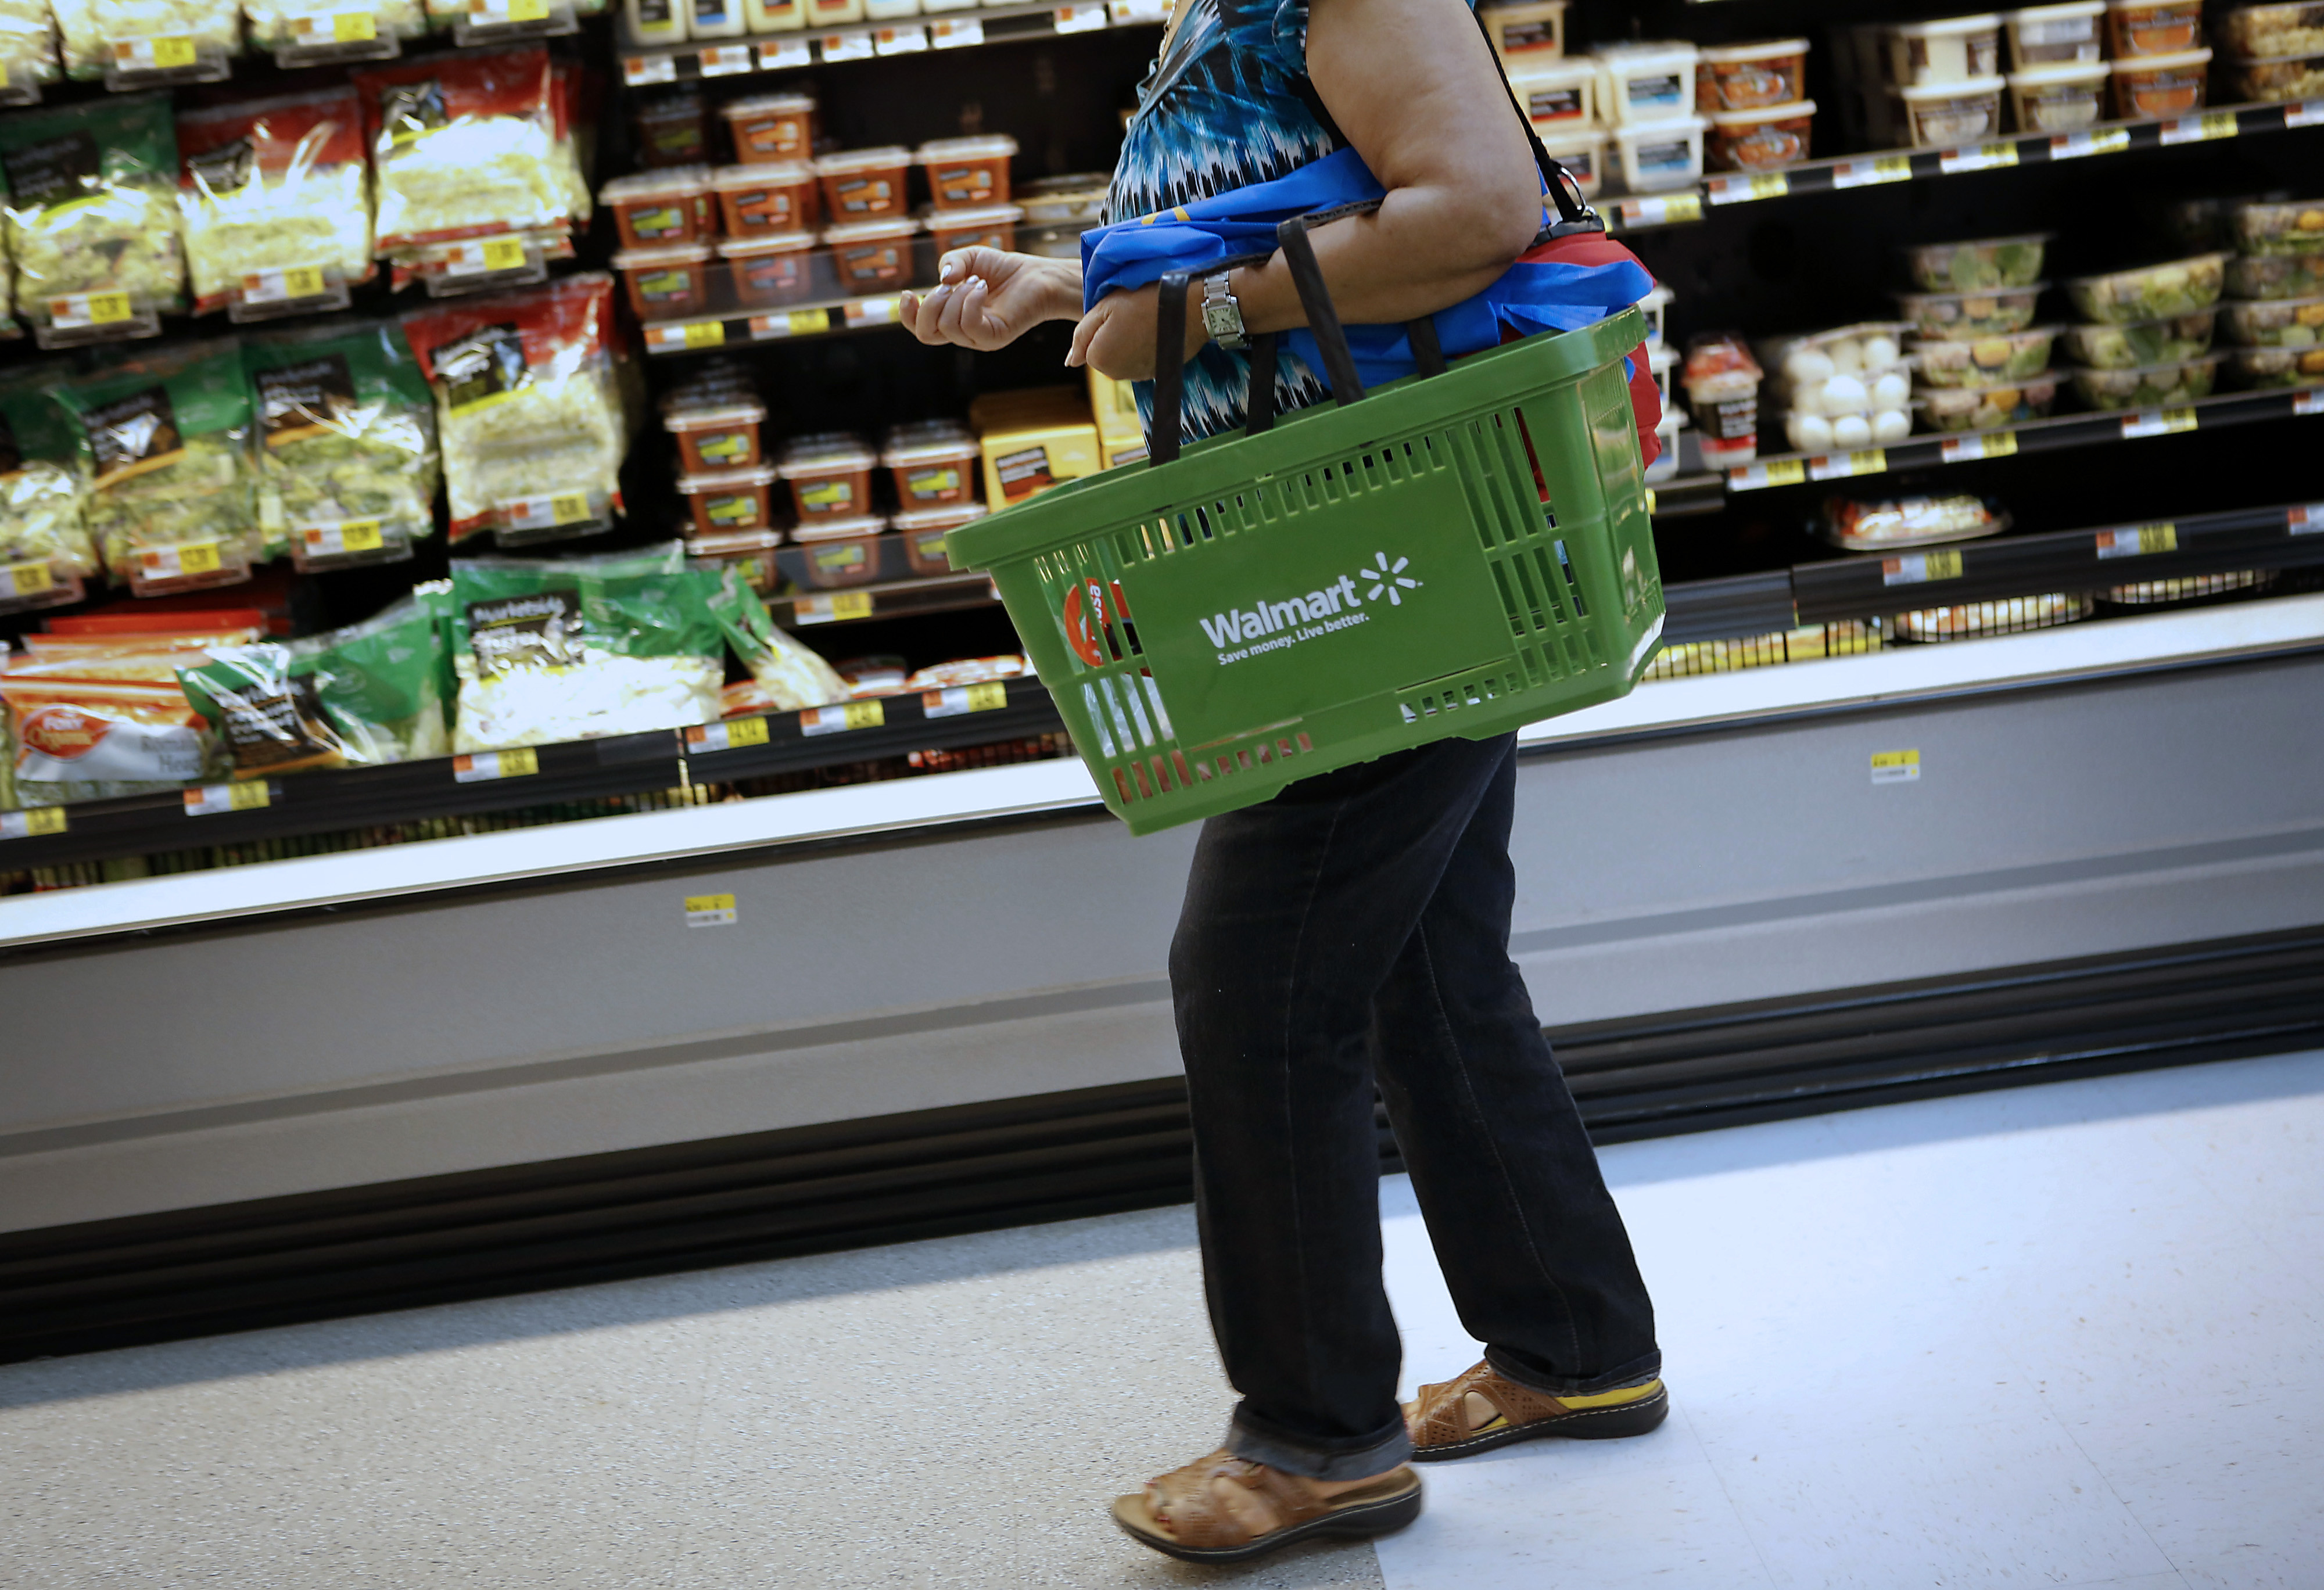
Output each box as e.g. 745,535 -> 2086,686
1729,457 -> 1806,491
183,781 -> 270,817
2296,389 -> 2324,418
1940,428 -> 2018,463
2290,504 -> 2324,536
1707,170 -> 1787,205
114,33 -> 198,69
2160,109 -> 2237,145
1053,2 -> 1107,32
1109,0 -> 1169,19
48,290 -> 133,329
845,296 -> 901,329
1882,548 -> 1963,586
2121,406 -> 2197,439
1938,141 -> 2018,174
1809,448 -> 1885,482
295,7 -> 377,42
2049,127 -> 2128,161
5,559 -> 53,597
801,699 -> 885,735
301,518 -> 385,558
1832,154 -> 1912,190
2095,523 -> 2177,559
1870,749 -> 1920,784
873,24 -> 927,53
759,37 -> 811,67
792,590 -> 874,624
141,540 -> 223,579
930,16 -> 982,45
752,306 -> 830,339
923,681 -> 1009,719
453,747 -> 539,783
2289,99 -> 2324,129
684,717 -> 770,752
684,892 -> 737,928
699,42 -> 753,74
1619,192 -> 1702,228
623,52 -> 677,85
820,29 -> 874,60
0,807 -> 69,839
241,263 -> 328,304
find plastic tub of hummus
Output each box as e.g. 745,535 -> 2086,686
924,203 -> 1023,256
1895,76 -> 2006,145
816,146 -> 912,220
679,465 -> 779,536
711,162 -> 820,236
2005,1 -> 2106,65
892,500 -> 988,575
823,217 -> 921,294
790,515 -> 890,588
614,243 -> 714,320
720,233 -> 818,306
778,433 -> 878,519
602,167 -> 712,249
665,398 -> 767,472
2007,61 -> 2110,130
918,135 -> 1017,209
883,430 -> 981,508
2106,0 -> 2203,55
721,92 -> 817,164
1695,39 -> 1810,110
2110,48 -> 2210,119
1706,100 -> 1815,170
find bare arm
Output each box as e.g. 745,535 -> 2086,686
1070,0 -> 1543,376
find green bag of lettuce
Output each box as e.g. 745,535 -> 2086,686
178,593 -> 450,778
447,543 -> 727,753
0,374 -> 99,591
243,317 -> 440,571
50,338 -> 259,594
0,93 -> 185,337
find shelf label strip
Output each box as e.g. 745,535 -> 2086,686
1616,192 -> 1703,228
1808,448 -> 1886,482
0,807 -> 68,839
453,748 -> 539,782
182,781 -> 270,817
923,681 -> 1009,719
1706,171 -> 1787,205
2120,406 -> 2197,439
2095,523 -> 2178,559
2289,100 -> 2324,129
793,590 -> 875,624
801,700 -> 885,735
1728,458 -> 1806,491
1939,429 -> 2018,463
1831,155 -> 1912,189
684,892 -> 737,927
1882,549 -> 1963,586
684,717 -> 771,752
2290,504 -> 2324,536
2049,127 -> 2129,161
2160,109 -> 2238,145
1938,141 -> 2018,174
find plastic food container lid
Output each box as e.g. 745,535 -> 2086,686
1596,40 -> 1700,64
1510,57 -> 1598,85
2064,250 -> 2230,287
2110,45 -> 2212,66
1708,98 -> 1818,125
2011,1 -> 2103,19
665,399 -> 768,429
922,203 -> 1027,228
2106,0 -> 2196,10
822,217 -> 921,243
688,527 -> 787,554
1892,13 -> 2002,35
1895,279 -> 2050,304
711,161 -> 816,192
1698,37 -> 1810,62
602,166 -> 710,202
815,146 -> 913,174
723,92 -> 817,115
883,434 -> 982,466
718,232 -> 817,259
891,501 -> 991,532
916,135 -> 1020,161
778,437 -> 880,472
679,465 -> 779,493
1613,113 -> 1710,136
791,514 -> 889,541
614,242 -> 713,269
1899,74 -> 2007,100
2009,60 -> 2111,83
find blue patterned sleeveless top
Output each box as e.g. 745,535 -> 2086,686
1106,0 -> 1342,446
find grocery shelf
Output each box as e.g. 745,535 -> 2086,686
641,290 -> 907,356
1608,96 -> 2324,232
773,568 -> 1001,628
617,0 -> 1165,87
0,676 -> 1065,873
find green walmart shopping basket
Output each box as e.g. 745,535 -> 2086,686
945,217 -> 1666,837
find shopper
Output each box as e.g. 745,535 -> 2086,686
901,0 -> 1665,1564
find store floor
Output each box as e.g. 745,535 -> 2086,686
2,1051 -> 2318,1589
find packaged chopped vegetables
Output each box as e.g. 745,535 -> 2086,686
2222,293 -> 2324,346
1893,284 -> 2046,341
1910,326 -> 2060,386
178,594 -> 448,777
401,274 -> 625,544
1915,374 -> 2064,430
2217,2 -> 2324,58
2228,343 -> 2324,386
245,0 -> 426,52
0,94 -> 186,333
354,46 -> 573,257
0,0 -> 59,90
0,375 -> 98,596
715,570 -> 848,711
446,543 -> 726,752
178,90 -> 373,318
2058,311 -> 2218,368
2067,352 -> 2222,407
51,0 -> 242,81
243,317 -> 440,568
1902,234 -> 2050,292
2063,253 -> 2228,322
2226,198 -> 2324,256
49,338 -> 260,593
2226,252 -> 2324,300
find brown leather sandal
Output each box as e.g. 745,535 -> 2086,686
1405,1361 -> 1668,1461
1110,1448 -> 1423,1564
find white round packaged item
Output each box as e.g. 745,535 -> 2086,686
2006,1 -> 2105,66
690,0 -> 747,39
2106,0 -> 2205,56
1594,42 -> 1701,125
627,0 -> 690,44
1481,0 -> 1568,64
1643,411 -> 1684,483
1872,407 -> 1914,443
865,0 -> 920,16
1636,283 -> 1674,347
1536,127 -> 1606,198
1508,58 -> 1598,132
1785,410 -> 1835,453
744,0 -> 805,28
1896,76 -> 2007,146
1611,115 -> 1708,194
1887,15 -> 2004,85
2007,60 -> 2110,130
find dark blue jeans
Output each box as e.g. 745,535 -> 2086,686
1170,732 -> 1660,1480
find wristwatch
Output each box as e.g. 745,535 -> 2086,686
1200,269 -> 1250,351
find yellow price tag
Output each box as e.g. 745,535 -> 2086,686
549,491 -> 591,525
5,561 -> 53,597
501,746 -> 540,777
333,8 -> 376,38
964,680 -> 1009,712
1811,449 -> 1887,481
1834,155 -> 1913,189
789,307 -> 832,336
510,0 -> 549,17
342,519 -> 385,552
802,698 -> 885,735
684,892 -> 738,926
480,236 -> 527,272
150,34 -> 198,67
281,264 -> 327,299
1870,749 -> 1921,784
1,806 -> 70,839
177,541 -> 223,576
1711,171 -> 1787,204
1732,458 -> 1807,490
682,320 -> 726,350
1925,548 -> 1964,579
832,590 -> 874,621
2097,523 -> 2178,558
75,291 -> 134,326
729,716 -> 771,748
842,700 -> 883,730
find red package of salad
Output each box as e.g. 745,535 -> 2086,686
353,47 -> 570,255
178,89 -> 374,315
401,274 -> 627,544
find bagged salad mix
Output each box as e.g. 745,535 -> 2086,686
243,317 -> 440,568
246,0 -> 426,53
0,375 -> 99,601
712,572 -> 849,712
51,0 -> 242,81
354,47 -> 575,260
401,273 -> 625,544
447,542 -> 728,752
179,593 -> 449,777
177,89 -> 373,317
49,338 -> 260,593
0,0 -> 58,92
0,94 -> 185,335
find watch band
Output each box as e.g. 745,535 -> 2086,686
1201,270 -> 1250,352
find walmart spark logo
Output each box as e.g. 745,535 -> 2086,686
1361,551 -> 1421,605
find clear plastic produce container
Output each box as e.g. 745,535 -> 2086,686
712,162 -> 820,235
723,92 -> 817,164
1611,116 -> 1707,193
2228,253 -> 2324,299
1508,58 -> 1599,132
2228,344 -> 2324,385
2059,310 -> 2218,367
2007,62 -> 2109,130
1915,374 -> 2063,430
1480,0 -> 1568,65
790,514 -> 888,588
635,88 -> 712,168
2064,253 -> 2228,321
816,146 -> 912,219
1894,283 -> 2048,339
1820,493 -> 2010,550
2225,49 -> 2324,101
1910,325 -> 2061,385
2216,2 -> 2324,59
1595,42 -> 1699,124
1706,101 -> 1816,170
893,500 -> 987,575
614,243 -> 713,319
918,135 -> 1017,209
721,233 -> 817,306
2228,198 -> 2324,256
2106,0 -> 2203,55
823,217 -> 920,293
2221,293 -> 2324,345
2005,1 -> 2105,66
1895,76 -> 2006,145
2110,48 -> 2210,119
778,434 -> 877,518
666,399 -> 766,472
602,167 -> 712,249
883,431 -> 980,508
1887,15 -> 2003,84
1903,233 -> 2052,292
1537,128 -> 1606,197
1695,39 -> 1810,111
2067,351 -> 2222,407
679,465 -> 778,534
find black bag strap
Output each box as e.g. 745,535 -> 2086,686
1472,2 -> 1603,241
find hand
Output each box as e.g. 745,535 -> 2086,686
1067,281 -> 1213,382
899,249 -> 1080,352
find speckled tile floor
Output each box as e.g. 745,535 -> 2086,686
1,1050 -> 2318,1589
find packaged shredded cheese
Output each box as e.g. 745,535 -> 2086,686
177,89 -> 374,317
243,317 -> 440,565
51,0 -> 242,81
353,46 -> 574,259
0,376 -> 99,598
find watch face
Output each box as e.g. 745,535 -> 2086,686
1204,303 -> 1239,337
